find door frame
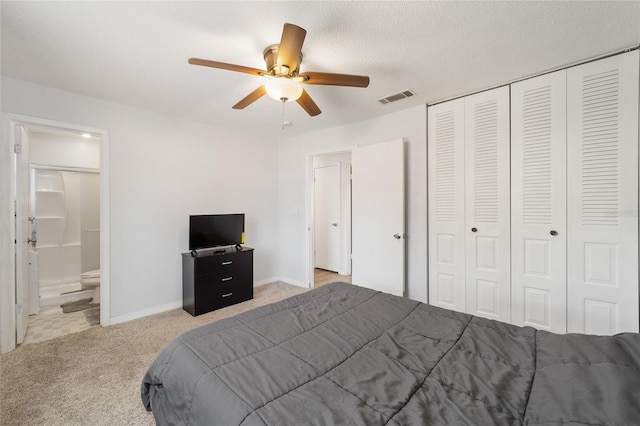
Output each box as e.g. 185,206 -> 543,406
0,113 -> 111,354
305,147 -> 355,288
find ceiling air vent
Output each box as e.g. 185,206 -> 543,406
377,89 -> 416,105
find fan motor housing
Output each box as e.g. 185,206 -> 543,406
263,44 -> 302,76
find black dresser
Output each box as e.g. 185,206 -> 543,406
182,247 -> 254,316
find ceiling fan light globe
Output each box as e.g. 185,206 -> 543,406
265,77 -> 303,102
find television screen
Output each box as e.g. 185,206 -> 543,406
189,214 -> 245,250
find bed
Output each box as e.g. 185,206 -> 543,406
141,282 -> 640,425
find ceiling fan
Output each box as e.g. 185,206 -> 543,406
188,23 -> 370,117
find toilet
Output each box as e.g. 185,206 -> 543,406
81,269 -> 101,303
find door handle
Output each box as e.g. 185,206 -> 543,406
393,233 -> 402,239
332,223 -> 338,227
550,230 -> 558,236
471,227 -> 477,233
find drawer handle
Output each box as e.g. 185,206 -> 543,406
222,292 -> 233,298
221,277 -> 233,282
221,261 -> 233,265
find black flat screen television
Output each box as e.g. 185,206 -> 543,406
189,214 -> 245,250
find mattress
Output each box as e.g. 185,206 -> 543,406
141,282 -> 640,425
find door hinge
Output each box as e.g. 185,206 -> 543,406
14,143 -> 21,154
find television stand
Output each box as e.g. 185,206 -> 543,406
182,246 -> 254,316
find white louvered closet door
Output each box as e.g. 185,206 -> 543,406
567,50 -> 639,334
428,98 -> 466,313
464,87 -> 511,322
511,71 -> 567,333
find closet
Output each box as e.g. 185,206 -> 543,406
510,70 -> 567,333
428,50 -> 639,335
427,87 -> 511,323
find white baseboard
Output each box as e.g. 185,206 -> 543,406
255,276 -> 309,288
109,300 -> 183,325
253,277 -> 280,287
109,278 -> 308,325
279,277 -> 308,288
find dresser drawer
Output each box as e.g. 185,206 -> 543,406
197,280 -> 252,312
195,251 -> 252,278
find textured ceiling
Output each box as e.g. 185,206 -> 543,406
2,1 -> 640,139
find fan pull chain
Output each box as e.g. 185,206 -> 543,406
281,98 -> 286,130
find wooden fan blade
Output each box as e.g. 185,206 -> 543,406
188,58 -> 266,77
232,85 -> 267,109
298,71 -> 369,87
299,71 -> 370,88
296,89 -> 321,116
277,23 -> 306,73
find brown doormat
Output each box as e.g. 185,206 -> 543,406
61,298 -> 99,313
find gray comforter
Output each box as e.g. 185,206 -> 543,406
141,282 -> 640,425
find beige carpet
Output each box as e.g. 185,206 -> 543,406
0,282 -> 307,426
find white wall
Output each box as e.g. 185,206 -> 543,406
30,131 -> 101,169
1,77 -> 280,321
278,105 -> 428,302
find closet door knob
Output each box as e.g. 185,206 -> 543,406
550,230 -> 558,236
471,227 -> 477,233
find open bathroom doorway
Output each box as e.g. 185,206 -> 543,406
5,115 -> 110,351
24,127 -> 100,344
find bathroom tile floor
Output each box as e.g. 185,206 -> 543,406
23,304 -> 97,345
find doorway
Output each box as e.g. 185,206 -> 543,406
309,151 -> 353,288
305,140 -> 406,296
1,114 -> 110,353
26,165 -> 101,343
24,128 -> 101,344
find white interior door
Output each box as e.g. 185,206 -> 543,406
15,125 -> 30,344
80,172 -> 101,273
464,87 -> 511,323
352,139 -> 405,296
427,98 -> 466,313
314,164 -> 340,272
511,70 -> 567,333
567,50 -> 639,334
